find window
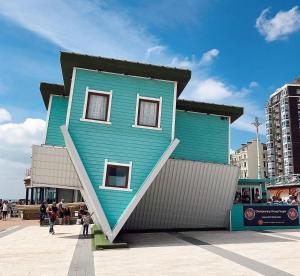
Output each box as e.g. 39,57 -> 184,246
133,94 -> 162,130
101,160 -> 132,191
81,88 -> 112,124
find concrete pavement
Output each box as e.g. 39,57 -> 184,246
0,225 -> 82,276
94,230 -> 300,275
1,224 -> 300,275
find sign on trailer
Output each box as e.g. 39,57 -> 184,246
243,205 -> 299,227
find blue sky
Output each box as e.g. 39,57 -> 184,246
0,0 -> 300,198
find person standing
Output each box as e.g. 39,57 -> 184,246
0,200 -> 3,220
58,199 -> 65,210
2,201 -> 8,221
82,211 -> 94,238
51,202 -> 58,215
64,207 -> 71,225
48,206 -> 57,235
39,202 -> 47,226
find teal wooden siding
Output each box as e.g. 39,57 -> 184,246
231,204 -> 300,231
68,69 -> 175,229
45,96 -> 68,147
172,111 -> 229,164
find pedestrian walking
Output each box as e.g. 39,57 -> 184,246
48,206 -> 57,235
2,201 -> 8,221
82,211 -> 94,238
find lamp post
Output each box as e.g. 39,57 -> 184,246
252,117 -> 262,179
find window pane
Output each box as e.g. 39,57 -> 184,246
87,94 -> 108,121
139,100 -> 158,127
106,165 -> 129,188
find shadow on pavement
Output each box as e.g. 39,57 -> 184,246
119,230 -> 297,248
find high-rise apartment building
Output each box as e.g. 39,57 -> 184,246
265,82 -> 300,178
230,140 -> 268,179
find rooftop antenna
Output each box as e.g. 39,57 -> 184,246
251,117 -> 262,179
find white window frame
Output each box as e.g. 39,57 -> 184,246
100,159 -> 133,192
80,87 -> 112,124
132,94 -> 162,130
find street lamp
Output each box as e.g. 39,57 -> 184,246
251,117 -> 262,179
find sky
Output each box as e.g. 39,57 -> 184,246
0,0 -> 300,198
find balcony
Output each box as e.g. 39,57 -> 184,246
267,174 -> 300,187
28,144 -> 82,190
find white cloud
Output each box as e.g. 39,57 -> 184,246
0,108 -> 11,123
145,45 -> 166,60
249,81 -> 258,88
182,78 -> 264,134
199,48 -> 219,66
0,0 -> 158,61
0,0 -> 263,136
188,78 -> 233,102
0,117 -> 45,199
0,1 -> 264,135
186,78 -> 250,103
170,48 -> 219,69
0,118 -> 45,146
256,6 -> 300,42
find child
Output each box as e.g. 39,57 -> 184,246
49,207 -> 57,235
82,211 -> 94,238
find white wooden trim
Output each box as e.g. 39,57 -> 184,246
102,159 -> 108,189
60,125 -> 113,240
171,82 -> 178,141
100,186 -> 133,192
134,93 -> 139,126
44,94 -> 53,143
82,86 -> 89,120
158,96 -> 162,129
61,124 -> 179,241
133,94 -> 162,130
132,125 -> 162,131
101,160 -> 133,191
66,68 -> 77,129
74,67 -> 174,84
81,87 -> 113,123
138,95 -> 162,102
110,138 -> 180,241
80,118 -> 112,125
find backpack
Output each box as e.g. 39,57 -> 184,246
50,211 -> 56,221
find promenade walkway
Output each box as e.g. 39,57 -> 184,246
1,223 -> 300,275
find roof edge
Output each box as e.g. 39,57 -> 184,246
176,99 -> 244,123
60,51 -> 191,97
40,82 -> 65,109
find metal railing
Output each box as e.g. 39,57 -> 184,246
267,174 -> 300,186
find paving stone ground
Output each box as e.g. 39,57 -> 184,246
0,217 -> 38,231
1,223 -> 300,276
94,230 -> 300,276
0,224 -> 82,276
